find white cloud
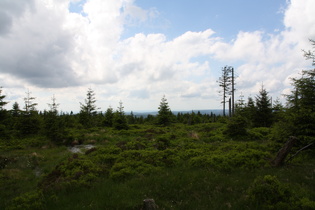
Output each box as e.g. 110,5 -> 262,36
0,0 -> 314,112
283,0 -> 315,45
211,0 -> 315,104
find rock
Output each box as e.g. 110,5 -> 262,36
142,199 -> 158,210
31,152 -> 38,157
71,140 -> 79,146
88,140 -> 97,144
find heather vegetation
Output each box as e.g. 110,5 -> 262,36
0,41 -> 315,209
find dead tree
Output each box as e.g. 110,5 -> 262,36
271,136 -> 297,167
218,66 -> 231,116
286,142 -> 314,163
217,66 -> 235,117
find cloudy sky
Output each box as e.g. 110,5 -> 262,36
0,0 -> 314,113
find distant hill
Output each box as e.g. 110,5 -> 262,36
130,109 -> 223,117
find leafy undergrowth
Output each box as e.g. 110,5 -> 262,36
1,123 -> 314,209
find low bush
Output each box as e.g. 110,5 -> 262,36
247,175 -> 295,209
224,115 -> 248,138
188,145 -> 271,170
248,127 -> 271,140
39,154 -> 102,191
109,161 -> 162,181
6,190 -> 44,210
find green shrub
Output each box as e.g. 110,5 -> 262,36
248,127 -> 271,140
247,175 -> 295,209
40,154 -> 102,191
125,139 -> 147,150
188,146 -> 270,170
7,190 -> 44,210
204,133 -> 226,142
155,136 -> 171,150
189,154 -> 232,171
110,161 -> 161,181
225,115 -> 248,138
299,197 -> 315,209
180,148 -> 204,160
117,149 -> 179,167
232,149 -> 270,169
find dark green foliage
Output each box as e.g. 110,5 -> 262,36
284,69 -> 315,147
247,175 -> 295,209
1,124 -> 315,209
79,88 -> 99,128
110,160 -> 161,181
156,95 -> 173,126
11,91 -> 42,137
272,98 -> 285,122
43,111 -> 66,144
0,87 -> 8,123
127,111 -> 136,124
155,135 -> 171,150
7,190 -> 44,210
247,127 -> 271,140
271,42 -> 315,150
16,112 -> 42,136
103,107 -> 114,127
0,87 -> 9,139
40,154 -> 102,191
255,86 -> 273,127
237,96 -> 256,127
188,144 -> 271,170
113,101 -> 128,130
0,87 -> 8,110
225,115 -> 248,138
235,87 -> 273,129
11,102 -> 21,117
42,96 -> 66,144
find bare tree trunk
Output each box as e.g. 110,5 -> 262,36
271,136 -> 297,167
231,67 -> 235,116
223,87 -> 226,116
229,97 -> 231,117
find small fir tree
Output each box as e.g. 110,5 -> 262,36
0,87 -> 8,111
18,90 -> 40,136
0,87 -> 8,121
241,96 -> 257,127
44,95 -> 65,143
272,98 -> 285,122
47,95 -> 59,114
79,88 -> 99,128
24,89 -> 37,113
156,95 -> 173,126
104,106 -> 114,127
11,102 -> 21,117
255,86 -> 273,127
0,87 -> 9,138
113,101 -> 128,130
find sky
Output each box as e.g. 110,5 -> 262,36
0,0 -> 315,113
